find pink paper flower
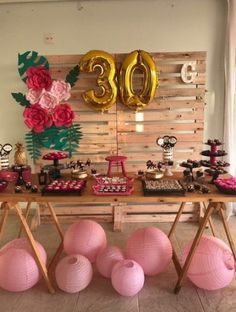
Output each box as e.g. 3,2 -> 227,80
26,65 -> 52,91
52,104 -> 75,127
39,91 -> 59,112
23,104 -> 52,133
50,80 -> 71,102
26,88 -> 42,104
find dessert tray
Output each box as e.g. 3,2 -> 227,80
214,177 -> 236,195
142,179 -> 185,196
41,179 -> 86,196
92,183 -> 134,196
94,176 -> 134,185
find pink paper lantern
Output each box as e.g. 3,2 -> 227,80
0,239 -> 47,292
183,235 -> 235,290
96,246 -> 125,278
0,238 -> 47,263
126,227 -> 172,276
55,254 -> 93,293
111,259 -> 145,296
64,219 -> 107,263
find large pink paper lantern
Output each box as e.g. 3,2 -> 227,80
96,245 -> 125,278
0,240 -> 47,292
0,238 -> 47,263
64,219 -> 107,263
126,227 -> 172,276
183,235 -> 235,290
111,259 -> 145,296
55,254 -> 93,293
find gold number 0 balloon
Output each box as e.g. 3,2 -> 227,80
79,50 -> 117,112
119,50 -> 158,110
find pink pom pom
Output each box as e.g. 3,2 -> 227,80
64,219 -> 107,263
183,235 -> 235,290
96,246 -> 125,278
55,254 -> 93,293
0,239 -> 47,292
111,259 -> 145,296
126,227 -> 172,276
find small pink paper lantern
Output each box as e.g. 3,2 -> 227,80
55,254 -> 93,293
0,240 -> 47,292
126,227 -> 172,276
111,259 -> 145,296
183,235 -> 235,290
64,219 -> 107,263
96,246 -> 125,278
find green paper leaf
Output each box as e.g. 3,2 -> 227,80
25,123 -> 83,162
65,65 -> 80,87
18,51 -> 49,83
25,131 -> 42,163
11,92 -> 30,107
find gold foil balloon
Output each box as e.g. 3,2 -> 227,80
79,50 -> 117,112
119,50 -> 158,110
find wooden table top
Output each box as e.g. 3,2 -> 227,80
0,173 -> 235,203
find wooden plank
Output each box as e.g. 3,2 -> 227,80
117,132 -> 203,144
157,87 -> 205,98
75,113 -> 116,122
117,122 -> 204,133
123,214 -> 198,222
117,109 -> 204,121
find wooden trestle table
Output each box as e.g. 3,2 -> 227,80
0,175 -> 236,294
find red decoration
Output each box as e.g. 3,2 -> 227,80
52,104 -> 75,127
26,65 -> 52,91
42,152 -> 68,161
23,104 -> 52,133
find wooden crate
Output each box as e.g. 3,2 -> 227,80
37,51 -> 206,226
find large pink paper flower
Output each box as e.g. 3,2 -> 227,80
26,88 -> 42,104
23,104 -> 52,133
50,80 -> 71,102
26,65 -> 52,91
52,104 -> 75,127
39,91 -> 59,112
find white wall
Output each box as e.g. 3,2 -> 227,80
0,0 -> 227,157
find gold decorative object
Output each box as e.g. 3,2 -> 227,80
79,50 -> 117,112
71,169 -> 88,180
145,169 -> 164,180
14,143 -> 27,166
119,50 -> 158,110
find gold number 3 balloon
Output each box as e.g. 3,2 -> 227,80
79,50 -> 117,112
119,50 -> 158,110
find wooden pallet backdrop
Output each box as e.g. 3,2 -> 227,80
36,51 -> 206,227
37,51 -> 206,173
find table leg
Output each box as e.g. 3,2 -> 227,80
218,202 -> 236,262
46,202 -> 64,271
174,203 -> 215,294
202,202 -> 216,237
46,202 -> 64,239
14,203 -> 55,294
168,203 -> 185,277
18,201 -> 32,238
0,202 -> 9,241
168,202 -> 185,239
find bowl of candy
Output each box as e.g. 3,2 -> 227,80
214,177 -> 236,195
0,179 -> 8,192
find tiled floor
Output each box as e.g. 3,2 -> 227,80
0,214 -> 235,312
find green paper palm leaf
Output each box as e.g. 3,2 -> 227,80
65,65 -> 80,87
24,124 -> 83,161
25,131 -> 42,163
11,92 -> 30,107
18,51 -> 49,83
